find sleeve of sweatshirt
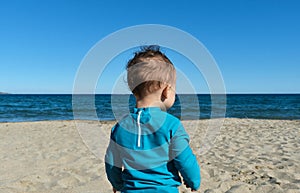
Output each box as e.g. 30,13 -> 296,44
170,123 -> 201,190
104,126 -> 124,191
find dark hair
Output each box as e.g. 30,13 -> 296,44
126,45 -> 175,98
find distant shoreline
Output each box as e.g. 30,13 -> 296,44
0,94 -> 299,121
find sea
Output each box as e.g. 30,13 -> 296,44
0,94 -> 299,122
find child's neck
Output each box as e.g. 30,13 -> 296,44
135,95 -> 166,111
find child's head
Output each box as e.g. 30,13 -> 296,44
126,45 -> 176,108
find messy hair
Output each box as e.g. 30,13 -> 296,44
126,45 -> 176,98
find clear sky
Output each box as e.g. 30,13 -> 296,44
1,0 -> 299,94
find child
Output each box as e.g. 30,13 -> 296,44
105,45 -> 201,193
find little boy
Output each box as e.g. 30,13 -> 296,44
105,45 -> 201,193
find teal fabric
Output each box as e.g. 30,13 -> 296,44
105,107 -> 201,192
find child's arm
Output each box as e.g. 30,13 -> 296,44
105,128 -> 124,191
105,161 -> 123,191
170,123 -> 201,191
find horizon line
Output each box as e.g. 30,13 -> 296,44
1,92 -> 300,95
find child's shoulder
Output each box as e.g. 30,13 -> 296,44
164,111 -> 182,125
111,108 -> 182,132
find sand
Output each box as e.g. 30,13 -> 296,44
0,118 -> 299,193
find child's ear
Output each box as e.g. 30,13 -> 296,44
161,86 -> 169,101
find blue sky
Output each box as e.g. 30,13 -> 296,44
0,0 -> 299,94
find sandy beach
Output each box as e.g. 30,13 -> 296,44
0,118 -> 299,193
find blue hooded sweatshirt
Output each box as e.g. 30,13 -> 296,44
105,107 -> 201,192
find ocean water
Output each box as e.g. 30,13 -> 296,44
0,94 -> 299,122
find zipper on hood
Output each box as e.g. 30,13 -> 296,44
137,110 -> 142,147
